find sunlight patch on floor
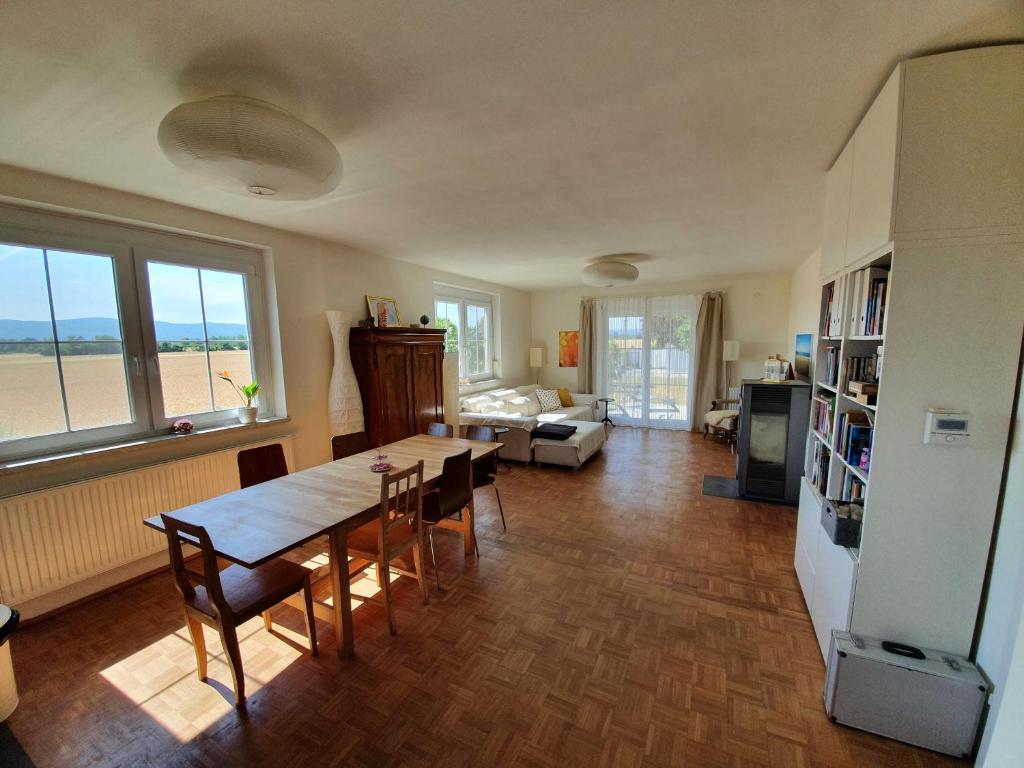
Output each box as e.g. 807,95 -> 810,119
99,618 -> 304,741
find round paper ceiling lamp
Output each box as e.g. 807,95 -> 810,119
581,259 -> 640,287
157,96 -> 342,200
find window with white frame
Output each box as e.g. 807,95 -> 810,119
433,287 -> 495,383
0,206 -> 274,460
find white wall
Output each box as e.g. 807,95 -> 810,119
529,273 -> 792,392
0,164 -> 531,484
977,356 -> 1024,765
786,248 -> 822,363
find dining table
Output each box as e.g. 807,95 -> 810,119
143,434 -> 502,658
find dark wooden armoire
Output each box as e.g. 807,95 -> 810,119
349,326 -> 446,446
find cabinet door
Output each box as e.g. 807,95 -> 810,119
377,344 -> 414,443
795,478 -> 821,610
411,345 -> 443,435
895,46 -> 1024,238
810,525 -> 858,661
821,140 -> 853,279
846,67 -> 900,264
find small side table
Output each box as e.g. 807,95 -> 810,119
493,426 -> 512,472
598,398 -> 615,427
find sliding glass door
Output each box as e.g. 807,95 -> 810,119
598,294 -> 695,429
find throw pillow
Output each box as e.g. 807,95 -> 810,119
556,387 -> 573,407
536,388 -> 563,413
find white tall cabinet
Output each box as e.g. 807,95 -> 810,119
797,45 -> 1024,661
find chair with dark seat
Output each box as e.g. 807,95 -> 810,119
464,425 -> 506,531
160,514 -> 317,707
346,461 -> 428,634
421,448 -> 475,588
332,431 -> 370,461
426,422 -> 454,438
236,442 -> 343,602
237,443 -> 289,489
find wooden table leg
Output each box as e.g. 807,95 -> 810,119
328,528 -> 354,658
463,499 -> 475,555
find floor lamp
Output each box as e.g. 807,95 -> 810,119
723,340 -> 740,399
529,347 -> 543,385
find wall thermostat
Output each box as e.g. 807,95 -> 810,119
924,408 -> 970,446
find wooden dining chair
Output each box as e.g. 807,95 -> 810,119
345,461 -> 428,634
421,448 -> 476,588
237,443 -> 288,488
331,431 -> 370,461
237,443 -> 341,598
426,422 -> 454,438
160,514 -> 317,707
465,425 -> 506,531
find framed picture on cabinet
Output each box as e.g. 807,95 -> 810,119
366,295 -> 400,327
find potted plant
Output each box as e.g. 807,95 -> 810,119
217,370 -> 261,424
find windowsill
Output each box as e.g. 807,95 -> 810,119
458,379 -> 504,395
0,417 -> 293,495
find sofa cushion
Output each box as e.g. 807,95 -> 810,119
505,395 -> 541,416
462,394 -> 493,413
536,389 -> 562,412
556,387 -> 573,407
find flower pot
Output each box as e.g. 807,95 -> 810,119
238,406 -> 258,425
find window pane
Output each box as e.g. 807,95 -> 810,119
49,250 -> 122,341
0,343 -> 64,441
465,304 -> 490,377
48,250 -> 131,430
200,269 -> 253,411
148,262 -> 213,417
0,244 -> 53,341
0,245 -> 64,439
434,301 -> 461,357
60,346 -> 131,431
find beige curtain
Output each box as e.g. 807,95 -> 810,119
577,299 -> 596,394
691,291 -> 725,431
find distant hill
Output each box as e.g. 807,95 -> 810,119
0,317 -> 247,342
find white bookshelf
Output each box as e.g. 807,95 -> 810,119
795,45 -> 1024,663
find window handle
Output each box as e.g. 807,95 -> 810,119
130,354 -> 142,376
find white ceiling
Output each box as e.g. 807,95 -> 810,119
0,1 -> 1021,289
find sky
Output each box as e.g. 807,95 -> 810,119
0,243 -> 247,326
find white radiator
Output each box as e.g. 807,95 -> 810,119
0,437 -> 293,619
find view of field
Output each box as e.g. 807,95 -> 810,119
0,350 -> 252,441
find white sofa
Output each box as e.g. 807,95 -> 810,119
458,384 -> 599,462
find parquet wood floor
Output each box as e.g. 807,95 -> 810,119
5,428 -> 963,767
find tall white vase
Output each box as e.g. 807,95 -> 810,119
326,310 -> 364,437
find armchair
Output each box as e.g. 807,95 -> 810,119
703,398 -> 740,451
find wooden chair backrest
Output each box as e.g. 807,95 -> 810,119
379,460 -> 425,538
437,449 -> 473,518
465,425 -> 495,442
237,443 -> 288,489
426,422 -> 454,438
160,514 -> 228,618
332,431 -> 370,461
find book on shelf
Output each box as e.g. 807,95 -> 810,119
846,353 -> 880,386
822,345 -> 840,387
813,393 -> 835,439
846,425 -> 873,469
810,438 -> 830,496
823,272 -> 848,337
849,266 -> 889,336
842,471 -> 866,502
837,410 -> 873,470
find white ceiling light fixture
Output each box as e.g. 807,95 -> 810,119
157,95 -> 342,200
581,255 -> 642,287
